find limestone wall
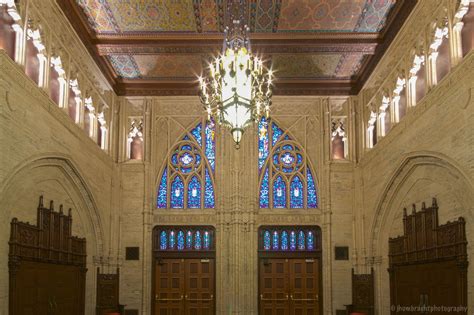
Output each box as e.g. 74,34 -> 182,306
0,51 -> 117,315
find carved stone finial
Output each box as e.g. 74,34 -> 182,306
50,200 -> 54,210
59,205 -> 63,214
38,195 -> 44,208
421,202 -> 426,210
68,208 -> 72,216
432,197 -> 438,208
403,208 -> 407,216
412,204 -> 416,214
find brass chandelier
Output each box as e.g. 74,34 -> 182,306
198,4 -> 273,148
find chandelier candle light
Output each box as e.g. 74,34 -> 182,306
198,19 -> 274,149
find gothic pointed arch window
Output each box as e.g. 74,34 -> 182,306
157,119 -> 216,209
258,117 -> 318,209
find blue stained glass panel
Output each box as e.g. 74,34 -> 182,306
194,231 -> 202,249
290,231 -> 296,250
187,176 -> 201,208
205,119 -> 216,171
273,176 -> 286,208
170,176 -> 184,208
186,231 -> 193,249
204,169 -> 215,208
157,168 -> 167,208
307,168 -> 318,208
272,123 -> 284,145
259,168 -> 269,208
203,231 -> 210,249
183,135 -> 189,140
258,117 -> 269,170
290,176 -> 304,208
298,231 -> 305,250
307,231 -> 314,250
177,231 -> 185,250
281,231 -> 289,250
190,123 -> 202,146
169,231 -> 176,249
263,230 -> 271,250
272,231 -> 279,250
160,231 -> 167,250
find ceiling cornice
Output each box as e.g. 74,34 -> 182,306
58,0 -> 417,97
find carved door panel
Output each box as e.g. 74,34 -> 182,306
53,265 -> 80,315
392,265 -> 423,315
154,259 -> 185,315
289,259 -> 319,315
184,259 -> 215,315
259,259 -> 290,315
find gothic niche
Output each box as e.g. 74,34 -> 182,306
127,119 -> 143,160
331,118 -> 347,160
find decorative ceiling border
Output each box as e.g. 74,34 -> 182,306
58,0 -> 417,96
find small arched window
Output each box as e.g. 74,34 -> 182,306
157,119 -> 216,209
258,118 -> 318,209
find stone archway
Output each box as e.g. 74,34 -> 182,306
367,151 -> 474,314
0,154 -> 106,314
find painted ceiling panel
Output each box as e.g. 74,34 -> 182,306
272,54 -> 342,78
75,0 -> 395,34
277,0 -> 395,32
134,55 -> 204,78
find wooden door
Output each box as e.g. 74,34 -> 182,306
185,259 -> 215,315
154,259 -> 185,315
289,259 -> 319,315
259,259 -> 290,315
154,258 -> 215,315
259,259 -> 320,315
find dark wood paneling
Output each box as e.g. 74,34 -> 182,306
9,196 -> 87,315
388,198 -> 468,315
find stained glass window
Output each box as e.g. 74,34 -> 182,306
169,231 -> 176,249
290,176 -> 304,208
157,228 -> 214,251
160,231 -> 167,250
260,228 -> 318,251
203,231 -> 210,249
195,231 -> 202,250
273,176 -> 286,208
290,231 -> 297,250
272,231 -> 279,250
157,119 -> 216,209
177,231 -> 185,250
307,231 -> 314,250
281,231 -> 289,250
186,231 -> 193,249
264,230 -> 271,250
298,231 -> 305,250
170,176 -> 184,208
258,118 -> 318,209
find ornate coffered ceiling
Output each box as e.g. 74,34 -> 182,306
58,0 -> 416,96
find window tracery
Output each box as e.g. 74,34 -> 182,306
157,119 -> 216,209
258,117 -> 318,209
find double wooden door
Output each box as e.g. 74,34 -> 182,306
154,258 -> 215,315
259,258 -> 320,315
